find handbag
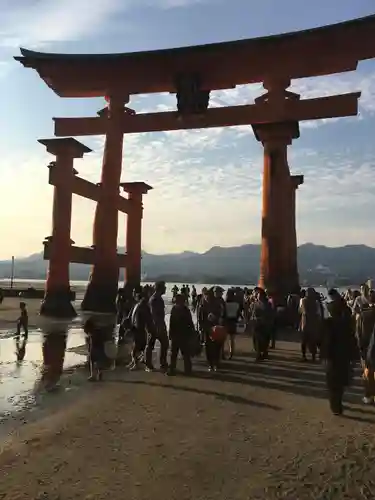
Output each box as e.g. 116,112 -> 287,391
210,325 -> 227,342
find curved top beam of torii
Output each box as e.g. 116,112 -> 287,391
14,14 -> 375,97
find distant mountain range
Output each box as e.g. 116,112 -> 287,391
0,243 -> 374,286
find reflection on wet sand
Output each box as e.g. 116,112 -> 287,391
40,331 -> 68,392
15,333 -> 28,362
0,327 -> 87,420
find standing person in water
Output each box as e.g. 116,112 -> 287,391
17,302 -> 28,338
224,289 -> 241,359
191,285 -> 198,312
168,294 -> 195,376
84,318 -> 106,382
146,281 -> 169,372
15,302 -> 28,362
171,285 -> 179,301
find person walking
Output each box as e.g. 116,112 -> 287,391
322,289 -> 357,415
145,281 -> 169,372
168,294 -> 195,376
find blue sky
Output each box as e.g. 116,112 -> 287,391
1,0 -> 375,258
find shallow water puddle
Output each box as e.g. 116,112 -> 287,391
0,328 -> 87,419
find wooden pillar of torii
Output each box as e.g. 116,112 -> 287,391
81,94 -> 128,314
252,121 -> 300,298
38,138 -> 92,319
287,174 -> 304,293
121,182 -> 152,287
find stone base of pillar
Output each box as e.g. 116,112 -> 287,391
80,310 -> 117,329
40,287 -> 77,319
80,311 -> 117,369
81,281 -> 118,314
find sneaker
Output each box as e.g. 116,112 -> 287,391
145,366 -> 154,372
128,362 -> 139,371
363,396 -> 373,405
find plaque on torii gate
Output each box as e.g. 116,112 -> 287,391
15,14 -> 375,310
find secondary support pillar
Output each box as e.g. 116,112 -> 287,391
38,138 -> 92,318
287,174 -> 304,293
82,94 -> 128,314
252,121 -> 300,299
121,182 -> 153,287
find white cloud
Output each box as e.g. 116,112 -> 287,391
2,108 -> 375,261
2,3 -> 375,258
0,0 -> 210,49
0,0 -> 125,48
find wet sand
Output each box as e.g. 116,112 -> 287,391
0,294 -> 170,429
0,328 -> 87,427
1,336 -> 375,499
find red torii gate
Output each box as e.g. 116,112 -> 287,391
15,14 -> 375,319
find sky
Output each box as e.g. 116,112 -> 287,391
0,0 -> 375,259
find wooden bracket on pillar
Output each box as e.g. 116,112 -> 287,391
120,181 -> 153,196
38,137 -> 92,158
291,174 -> 304,189
252,121 -> 300,145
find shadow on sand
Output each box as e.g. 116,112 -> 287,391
107,377 -> 281,410
105,338 -> 375,424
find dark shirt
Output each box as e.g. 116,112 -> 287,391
322,303 -> 357,364
169,305 -> 195,340
149,293 -> 166,332
251,300 -> 273,326
18,309 -> 28,326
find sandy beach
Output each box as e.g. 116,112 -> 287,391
1,282 -> 370,498
1,335 -> 375,499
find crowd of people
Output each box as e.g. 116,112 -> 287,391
6,279 -> 371,417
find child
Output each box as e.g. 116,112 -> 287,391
84,318 -> 106,382
16,302 -> 28,338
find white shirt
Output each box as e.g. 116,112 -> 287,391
352,295 -> 369,315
